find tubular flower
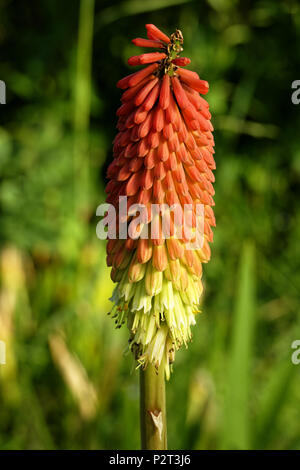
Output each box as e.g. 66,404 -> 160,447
105,24 -> 216,379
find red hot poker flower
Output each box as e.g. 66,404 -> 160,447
106,24 -> 216,379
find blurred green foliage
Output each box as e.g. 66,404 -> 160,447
0,0 -> 300,450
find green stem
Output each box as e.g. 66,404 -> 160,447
140,363 -> 167,450
73,0 -> 95,215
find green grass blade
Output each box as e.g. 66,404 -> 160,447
95,0 -> 192,28
221,242 -> 256,449
253,339 -> 297,449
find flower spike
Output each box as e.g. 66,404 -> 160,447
106,24 -> 216,379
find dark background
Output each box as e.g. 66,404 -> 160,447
0,0 -> 300,450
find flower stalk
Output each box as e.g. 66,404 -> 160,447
140,362 -> 167,450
